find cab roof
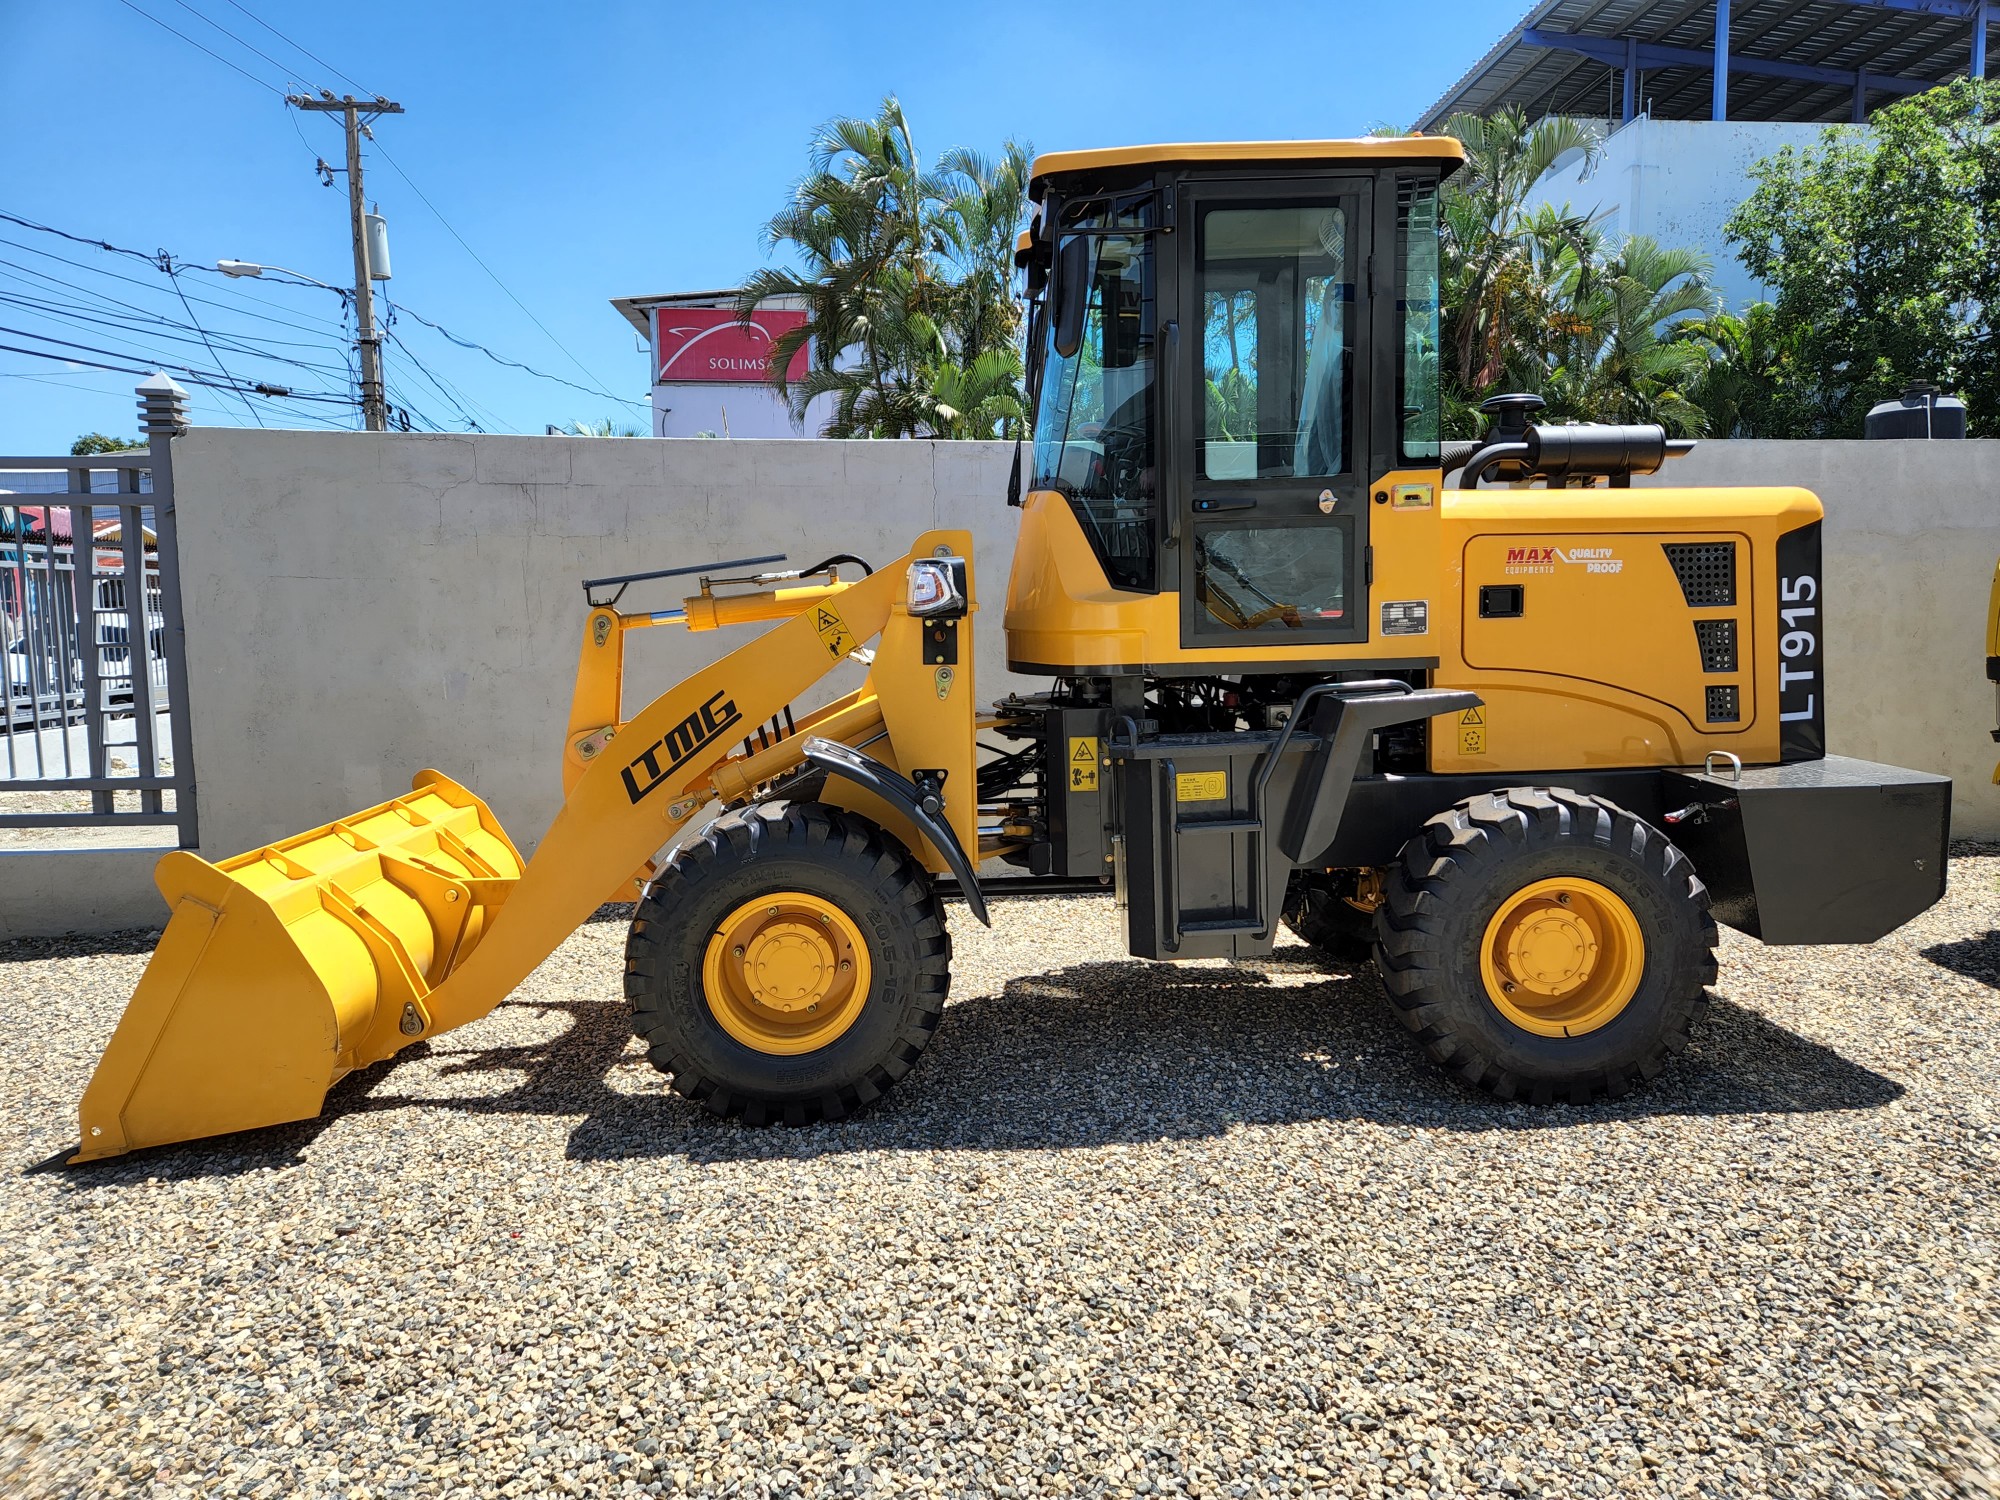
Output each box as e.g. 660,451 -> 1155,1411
1028,137 -> 1465,192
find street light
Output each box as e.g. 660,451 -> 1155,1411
215,260 -> 344,293
215,258 -> 384,431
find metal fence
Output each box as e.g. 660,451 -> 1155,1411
0,376 -> 198,845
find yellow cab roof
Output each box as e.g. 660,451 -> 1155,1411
1029,137 -> 1464,191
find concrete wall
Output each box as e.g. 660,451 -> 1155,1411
1635,439 -> 2000,834
172,431 -> 1028,865
6,429 -> 1999,936
1526,117 -> 1832,312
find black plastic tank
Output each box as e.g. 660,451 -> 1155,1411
1865,381 -> 1967,439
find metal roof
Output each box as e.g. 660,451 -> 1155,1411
1416,0 -> 1985,129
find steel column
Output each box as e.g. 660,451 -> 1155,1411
1976,3 -> 1989,76
1624,35 -> 1640,119
1714,0 -> 1733,119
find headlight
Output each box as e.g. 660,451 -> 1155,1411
906,556 -> 967,618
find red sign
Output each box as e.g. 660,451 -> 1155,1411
653,308 -> 809,385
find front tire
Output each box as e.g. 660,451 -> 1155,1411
624,802 -> 950,1124
1375,788 -> 1716,1104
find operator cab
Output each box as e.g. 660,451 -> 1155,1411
1005,138 -> 1464,673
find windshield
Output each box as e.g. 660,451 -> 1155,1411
1031,199 -> 1157,591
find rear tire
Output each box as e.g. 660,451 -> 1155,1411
1281,872 -> 1377,964
1375,788 -> 1716,1104
624,801 -> 950,1124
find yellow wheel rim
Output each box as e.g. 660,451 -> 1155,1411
701,892 -> 872,1055
1478,877 -> 1645,1038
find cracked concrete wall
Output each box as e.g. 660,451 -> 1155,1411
9,430 -> 1998,937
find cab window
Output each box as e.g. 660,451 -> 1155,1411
1031,200 -> 1157,591
1197,204 -> 1354,481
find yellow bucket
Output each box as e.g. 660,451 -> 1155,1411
73,771 -> 523,1163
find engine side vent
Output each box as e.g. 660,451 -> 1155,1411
1665,542 -> 1737,607
1694,618 -> 1738,673
1706,685 -> 1741,723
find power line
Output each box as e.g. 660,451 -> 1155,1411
3,208 -> 654,427
0,368 -> 361,431
158,0 -> 318,92
386,300 -> 647,410
0,266 -> 346,351
165,263 -> 264,426
0,238 -> 353,337
110,0 -> 286,97
0,289 -> 353,379
365,139 -> 639,411
215,0 -> 376,97
0,210 -> 161,266
0,328 -> 360,404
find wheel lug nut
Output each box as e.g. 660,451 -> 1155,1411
732,945 -> 744,957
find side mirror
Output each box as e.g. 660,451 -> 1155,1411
1052,234 -> 1092,360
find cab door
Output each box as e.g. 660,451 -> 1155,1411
1174,178 -> 1372,649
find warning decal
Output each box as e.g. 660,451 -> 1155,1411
1067,736 -> 1100,793
813,604 -> 855,660
1458,705 -> 1486,756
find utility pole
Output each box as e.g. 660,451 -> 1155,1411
289,92 -> 404,432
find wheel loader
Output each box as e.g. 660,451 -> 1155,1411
74,136 -> 1953,1161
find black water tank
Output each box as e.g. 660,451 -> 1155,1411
1866,382 -> 1967,439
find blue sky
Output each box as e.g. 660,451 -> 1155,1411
0,0 -> 1511,448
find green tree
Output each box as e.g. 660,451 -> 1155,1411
1436,108 -> 1601,413
738,96 -> 1032,438
70,432 -> 144,455
1538,236 -> 1721,436
1726,77 -> 2000,437
1435,108 -> 1727,436
1685,304 -> 1798,438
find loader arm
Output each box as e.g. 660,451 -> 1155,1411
415,561 -> 904,1037
74,531 -> 976,1161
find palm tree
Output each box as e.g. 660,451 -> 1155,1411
1438,107 -> 1602,411
1536,237 -> 1721,435
738,98 -> 1031,438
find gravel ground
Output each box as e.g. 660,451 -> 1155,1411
3,853 -> 1998,1500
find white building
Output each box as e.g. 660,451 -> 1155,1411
1522,115 -> 1826,310
1417,0 -> 1992,311
609,291 -> 835,439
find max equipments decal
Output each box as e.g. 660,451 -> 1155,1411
1503,545 -> 1624,575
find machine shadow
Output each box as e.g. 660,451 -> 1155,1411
1920,930 -> 2000,989
47,953 -> 1903,1186
323,952 -> 1902,1164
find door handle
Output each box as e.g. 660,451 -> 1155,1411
1194,497 -> 1258,513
